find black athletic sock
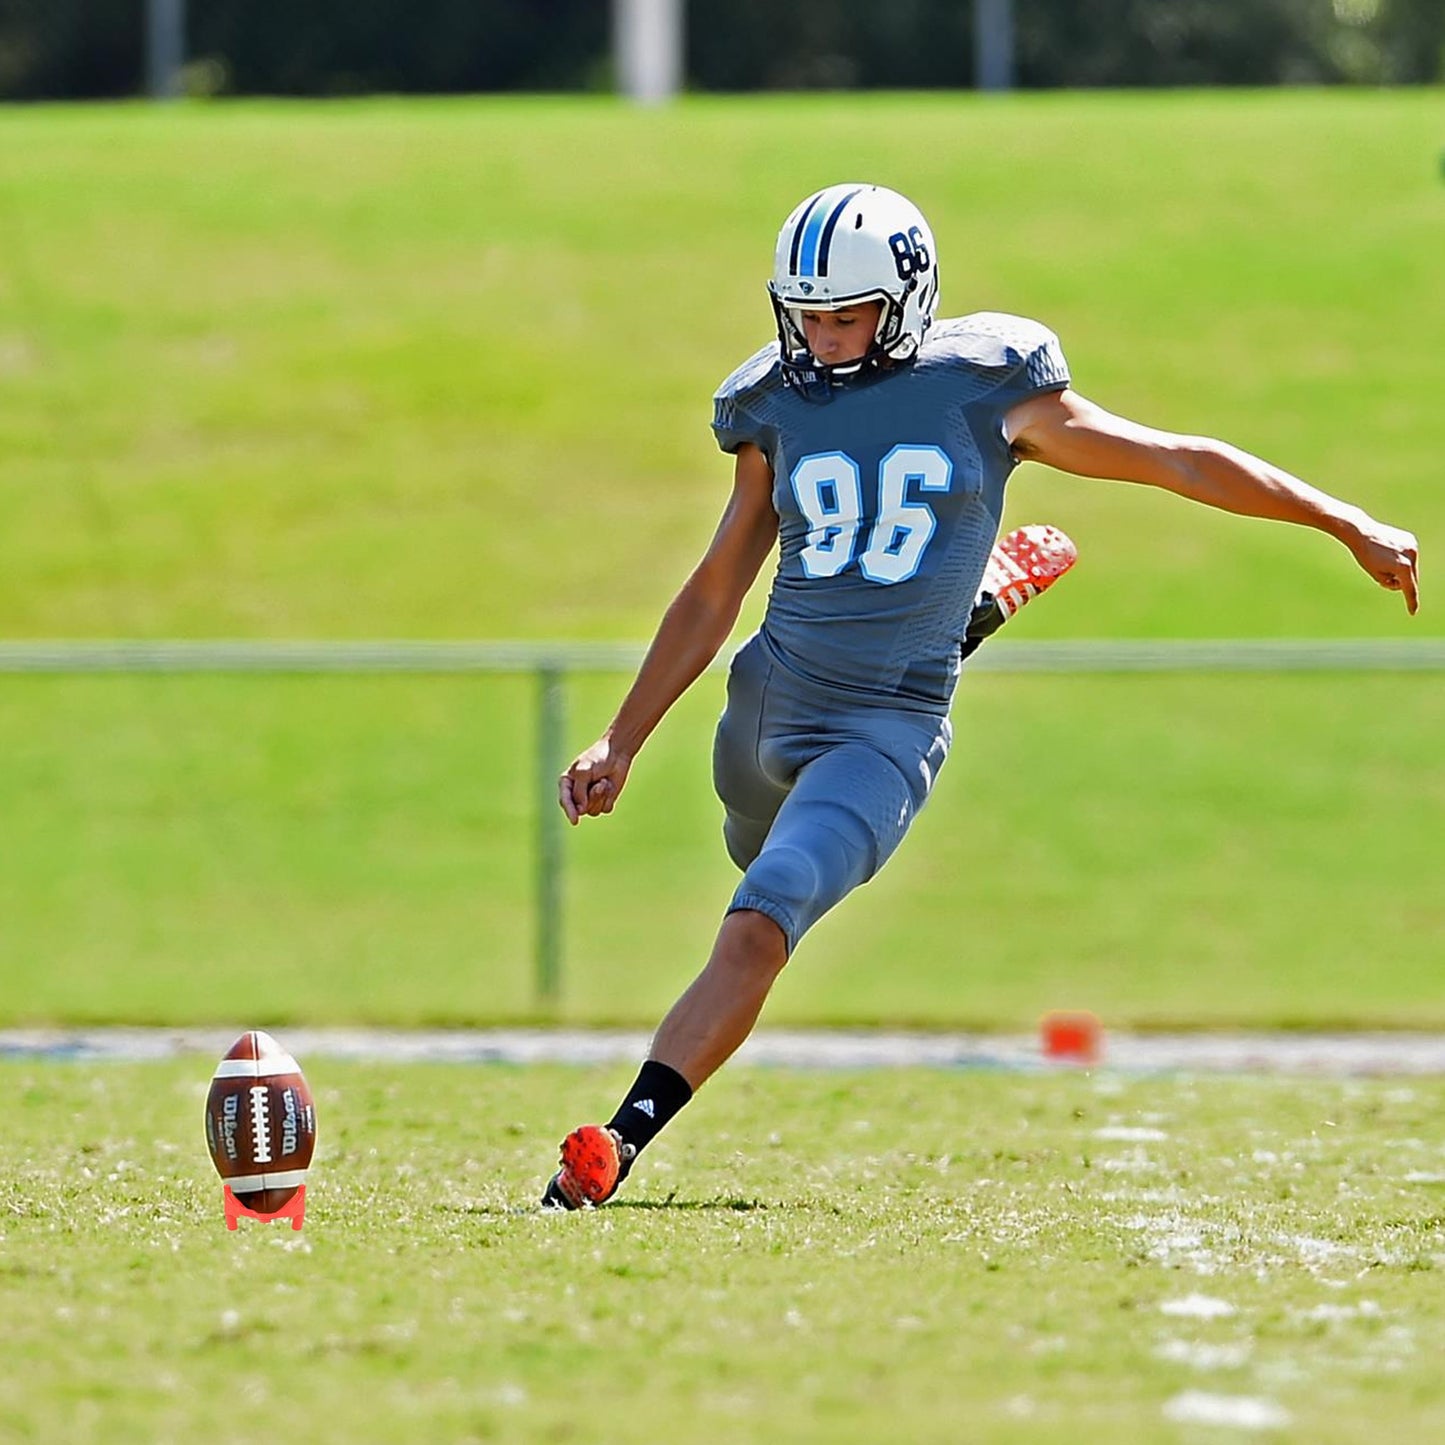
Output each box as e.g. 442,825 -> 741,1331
606,1059 -> 694,1155
960,592 -> 1005,662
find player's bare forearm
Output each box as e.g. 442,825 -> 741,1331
1007,388 -> 1420,613
558,582 -> 741,825
608,452 -> 778,757
605,580 -> 745,756
559,444 -> 779,824
1157,437 -> 1372,534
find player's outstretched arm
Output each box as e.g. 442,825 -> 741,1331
559,443 -> 778,824
1005,388 -> 1420,614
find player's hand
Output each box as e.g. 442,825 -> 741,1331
1348,519 -> 1420,614
558,737 -> 633,824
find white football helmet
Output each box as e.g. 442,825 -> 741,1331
768,183 -> 940,392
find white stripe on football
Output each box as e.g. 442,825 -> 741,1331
227,1168 -> 311,1193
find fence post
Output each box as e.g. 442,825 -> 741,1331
146,0 -> 185,99
975,0 -> 1015,92
535,666 -> 566,1011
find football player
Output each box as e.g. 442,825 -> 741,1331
543,184 -> 1419,1209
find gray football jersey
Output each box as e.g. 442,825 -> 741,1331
712,312 -> 1070,708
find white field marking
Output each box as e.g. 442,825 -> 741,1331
1100,1148 -> 1158,1173
1404,1171 -> 1445,1183
5,1027 -> 1445,1073
1099,1187 -> 1195,1204
1163,1392 -> 1290,1430
1154,1339 -> 1252,1370
1298,1301 -> 1382,1322
1093,1126 -> 1169,1141
1279,1234 -> 1355,1269
1160,1294 -> 1237,1319
1117,1204 -> 1246,1275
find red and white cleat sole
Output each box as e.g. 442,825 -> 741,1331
982,525 -> 1078,620
545,1125 -> 624,1209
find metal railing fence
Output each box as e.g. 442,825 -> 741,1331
4,637 -> 1440,1007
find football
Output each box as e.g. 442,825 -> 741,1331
204,1030 -> 318,1215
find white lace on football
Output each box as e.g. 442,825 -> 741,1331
249,1084 -> 272,1164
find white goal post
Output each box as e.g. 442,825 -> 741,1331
614,0 -> 684,104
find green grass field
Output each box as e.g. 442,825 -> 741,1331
0,91 -> 1440,642
2,1060 -> 1441,1443
0,669 -> 1440,1027
1,89 -> 1442,1443
0,90 -> 1441,1028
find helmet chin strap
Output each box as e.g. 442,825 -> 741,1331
771,290 -> 915,402
779,357 -> 834,403
779,341 -> 904,403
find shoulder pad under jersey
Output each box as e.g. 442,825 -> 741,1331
924,312 -> 1070,397
712,342 -> 782,454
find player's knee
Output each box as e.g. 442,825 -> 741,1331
741,842 -> 820,922
731,836 -> 844,952
730,788 -> 890,951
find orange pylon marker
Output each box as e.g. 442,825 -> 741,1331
223,1185 -> 307,1231
1041,1011 -> 1103,1066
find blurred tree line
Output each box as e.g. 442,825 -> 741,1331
1,0 -> 1440,100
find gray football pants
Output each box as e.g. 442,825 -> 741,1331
711,634 -> 952,954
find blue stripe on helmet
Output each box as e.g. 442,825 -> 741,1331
788,192 -> 826,276
815,187 -> 863,278
796,191 -> 838,278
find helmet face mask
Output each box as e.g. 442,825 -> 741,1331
769,184 -> 940,397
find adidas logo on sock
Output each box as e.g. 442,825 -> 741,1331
632,1098 -> 655,1118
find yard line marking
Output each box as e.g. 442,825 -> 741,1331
2,1028 -> 1445,1075
1163,1392 -> 1290,1430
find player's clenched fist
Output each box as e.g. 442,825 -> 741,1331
1347,521 -> 1420,614
559,737 -> 633,824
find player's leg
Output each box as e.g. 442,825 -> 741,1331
962,524 -> 1077,659
543,640 -> 791,1210
544,721 -> 945,1209
647,908 -> 787,1088
647,657 -> 948,1091
647,735 -> 942,1086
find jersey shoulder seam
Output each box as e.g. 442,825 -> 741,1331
714,340 -> 783,404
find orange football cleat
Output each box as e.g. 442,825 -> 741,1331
981,524 -> 1078,620
541,1125 -> 633,1210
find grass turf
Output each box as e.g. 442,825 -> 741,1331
0,91 -> 1439,642
0,669 -> 1440,1028
0,91 -> 1441,1029
0,1060 -> 1441,1443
